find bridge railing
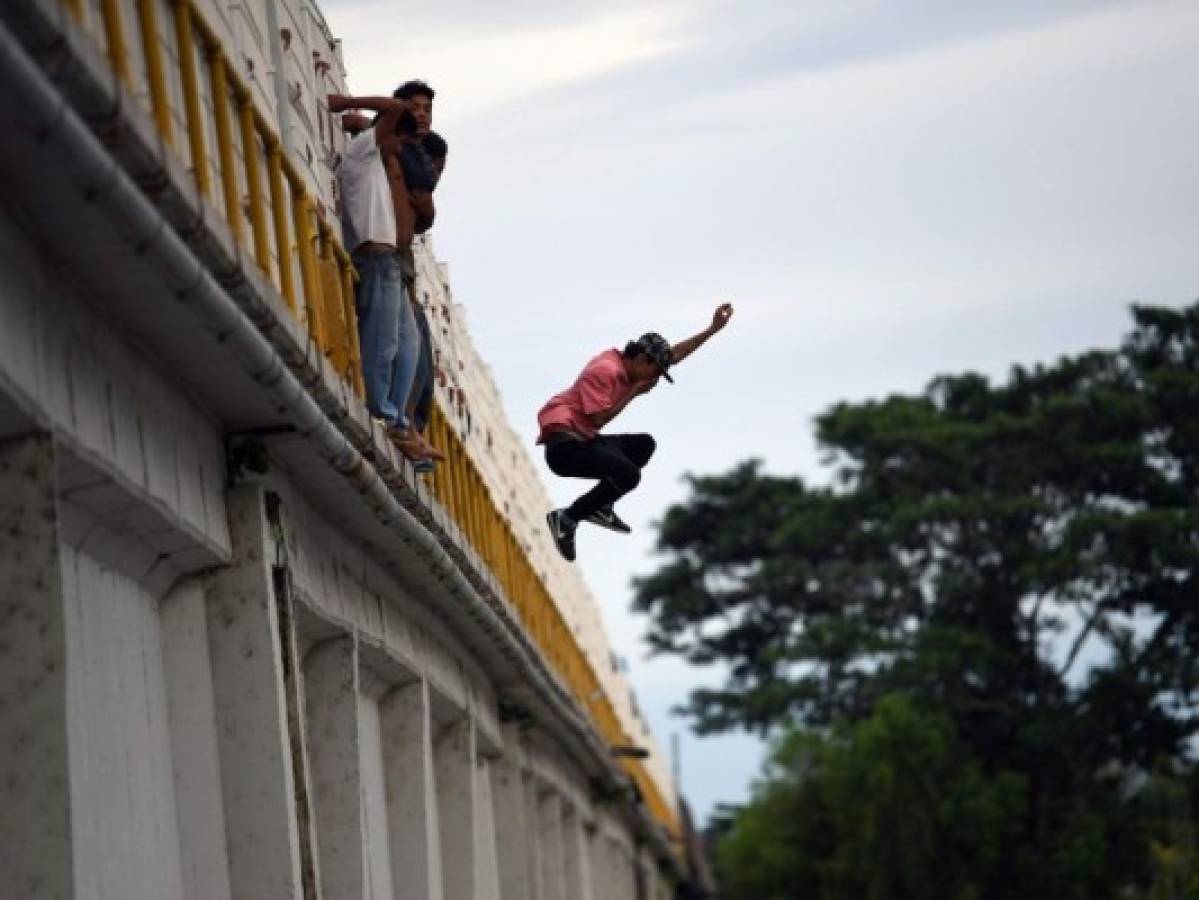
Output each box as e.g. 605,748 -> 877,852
59,0 -> 679,840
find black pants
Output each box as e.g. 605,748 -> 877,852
545,433 -> 656,522
410,301 -> 434,432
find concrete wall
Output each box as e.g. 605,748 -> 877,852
0,428 -> 672,898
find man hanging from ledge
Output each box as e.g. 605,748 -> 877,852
330,84 -> 442,466
538,303 -> 735,562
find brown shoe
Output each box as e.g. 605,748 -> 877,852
386,426 -> 430,462
412,432 -> 447,461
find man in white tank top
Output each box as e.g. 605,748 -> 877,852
333,91 -> 432,462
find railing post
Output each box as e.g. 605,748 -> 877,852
465,466 -> 481,555
428,406 -> 446,501
135,0 -> 173,145
208,51 -> 243,246
469,466 -> 485,555
99,0 -> 132,86
239,101 -> 271,272
337,257 -> 364,398
292,193 -> 326,349
172,0 -> 210,196
316,229 -> 338,367
452,435 -> 469,533
473,471 -> 487,563
266,145 -> 296,312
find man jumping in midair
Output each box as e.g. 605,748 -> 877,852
537,303 -> 734,561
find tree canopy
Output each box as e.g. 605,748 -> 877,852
634,302 -> 1199,898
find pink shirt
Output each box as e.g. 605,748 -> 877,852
537,349 -> 632,443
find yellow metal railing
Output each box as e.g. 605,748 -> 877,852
73,0 -> 364,397
69,0 -> 678,840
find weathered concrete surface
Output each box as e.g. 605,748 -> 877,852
161,578 -> 235,900
493,730 -> 538,900
0,433 -> 72,899
305,636 -> 367,899
382,679 -> 444,900
205,486 -> 304,899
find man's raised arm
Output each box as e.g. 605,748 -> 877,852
328,94 -> 409,145
669,302 -> 734,366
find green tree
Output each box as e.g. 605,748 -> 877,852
718,697 -> 1027,900
635,302 -> 1199,897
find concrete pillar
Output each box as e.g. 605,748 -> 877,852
204,485 -> 305,898
639,854 -> 658,900
525,773 -> 547,900
587,829 -> 609,900
161,579 -> 234,900
491,744 -> 537,899
634,850 -> 650,900
436,716 -> 480,900
304,636 -> 366,899
474,756 -> 502,900
357,671 -> 395,900
0,433 -> 72,898
380,679 -> 443,900
613,839 -> 635,900
562,805 -> 594,900
537,789 -> 566,900
606,839 -> 622,900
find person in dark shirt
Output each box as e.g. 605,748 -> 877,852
403,134 -> 449,459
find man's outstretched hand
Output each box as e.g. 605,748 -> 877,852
668,302 -> 736,367
711,302 -> 734,333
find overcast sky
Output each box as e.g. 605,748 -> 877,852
321,0 -> 1199,821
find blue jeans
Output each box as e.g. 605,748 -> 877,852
355,253 -> 420,428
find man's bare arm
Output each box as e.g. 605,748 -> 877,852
327,94 -> 409,146
670,302 -> 734,366
328,94 -> 409,115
